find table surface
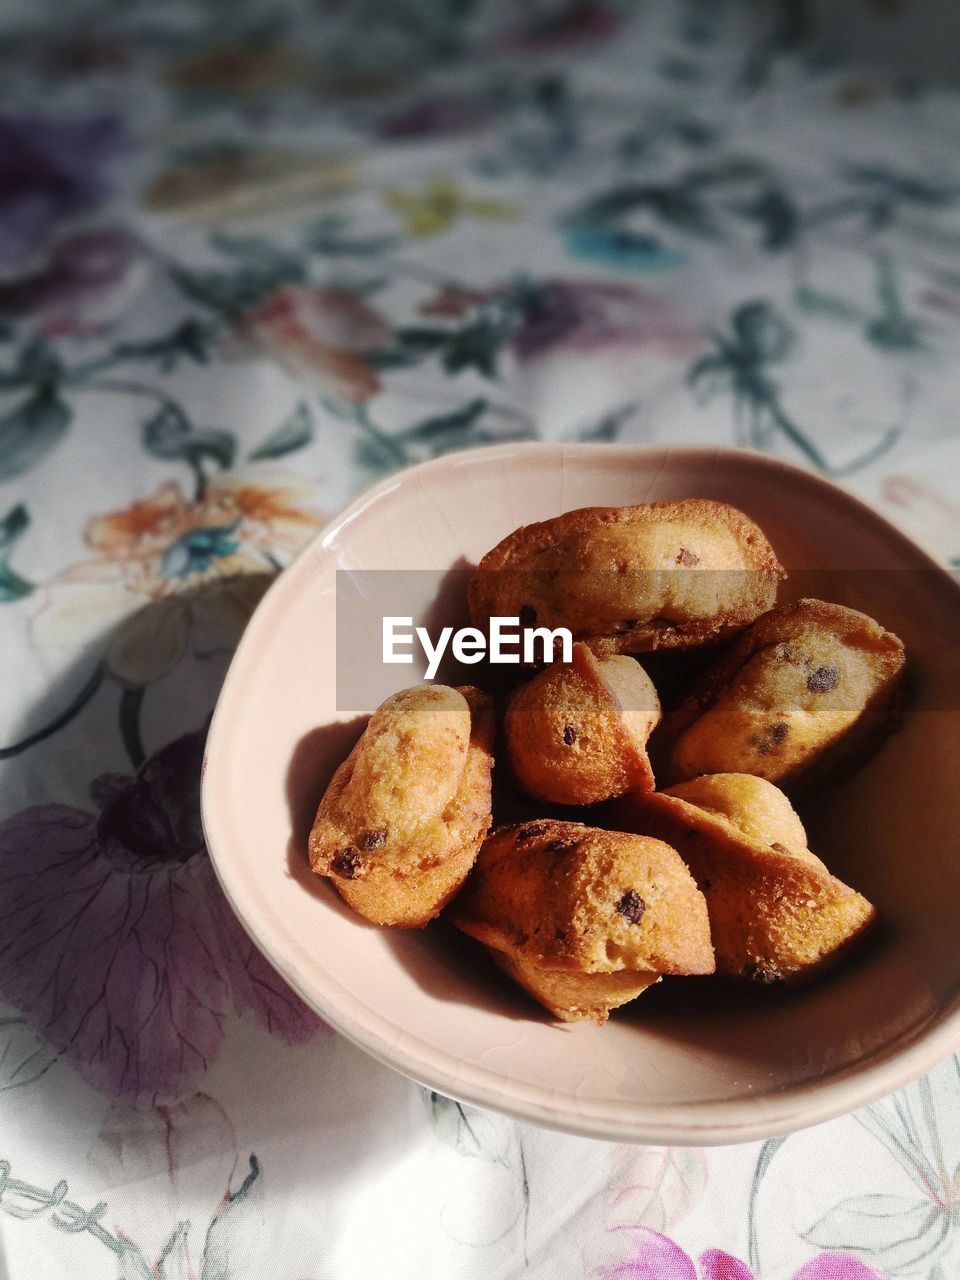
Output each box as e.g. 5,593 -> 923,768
2,2 -> 960,1278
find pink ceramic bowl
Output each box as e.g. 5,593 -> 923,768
201,444 -> 960,1144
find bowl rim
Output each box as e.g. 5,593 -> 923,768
201,441 -> 960,1144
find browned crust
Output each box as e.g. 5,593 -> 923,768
503,643 -> 656,805
490,950 -> 661,1024
309,685 -> 494,927
467,499 -> 784,654
617,789 -> 877,985
655,597 -> 906,788
448,819 -> 715,977
470,500 -> 781,577
573,645 -> 657,792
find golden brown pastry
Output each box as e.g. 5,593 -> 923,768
657,598 -> 905,788
308,684 -> 494,927
618,774 -> 876,984
449,820 -> 714,1022
503,643 -> 660,805
468,499 -> 783,657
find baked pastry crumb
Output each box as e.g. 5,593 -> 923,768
449,820 -> 714,1021
657,598 -> 905,789
504,642 -> 660,805
468,499 -> 784,655
618,773 -> 877,984
309,684 -> 494,927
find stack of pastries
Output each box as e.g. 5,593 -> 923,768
309,499 -> 905,1024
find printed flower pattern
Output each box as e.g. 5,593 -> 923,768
241,285 -> 388,402
408,276 -> 704,377
377,93 -> 495,140
32,472 -> 323,683
116,1154 -> 269,1280
595,1227 -> 886,1280
564,226 -> 689,271
383,177 -> 519,238
0,227 -> 145,335
804,1057 -> 960,1278
91,1092 -> 241,1265
606,1147 -> 708,1235
506,279 -> 703,361
143,146 -> 358,221
0,727 -> 322,1106
0,114 -> 125,272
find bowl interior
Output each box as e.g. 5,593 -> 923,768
202,444 -> 960,1143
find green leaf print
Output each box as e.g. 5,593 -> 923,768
398,397 -> 488,446
247,403 -> 314,460
142,405 -> 236,496
803,1193 -> 950,1277
0,504 -> 35,601
0,387 -> 72,482
198,1156 -> 262,1280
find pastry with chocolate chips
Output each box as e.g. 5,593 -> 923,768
449,820 -> 714,1023
467,499 -> 783,657
618,773 -> 876,985
309,684 -> 494,926
656,598 -> 905,788
503,642 -> 660,805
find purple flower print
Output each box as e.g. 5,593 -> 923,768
699,1253 -> 753,1280
494,2 -> 625,54
0,727 -> 321,1107
378,93 -> 494,140
598,1227 -> 698,1279
597,1228 -> 886,1280
510,279 -> 702,362
784,1261 -> 886,1280
0,114 -> 125,273
0,227 -> 141,334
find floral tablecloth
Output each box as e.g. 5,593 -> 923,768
2,2 -> 960,1278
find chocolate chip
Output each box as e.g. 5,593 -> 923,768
615,890 -> 646,924
807,664 -> 840,693
519,604 -> 537,627
754,721 -> 790,755
360,828 -> 387,850
676,547 -> 700,566
515,821 -> 551,842
562,724 -> 576,745
770,842 -> 792,856
545,838 -> 578,854
332,848 -> 362,879
554,927 -> 568,943
743,962 -> 783,985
